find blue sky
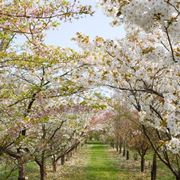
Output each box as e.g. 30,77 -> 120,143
45,0 -> 125,49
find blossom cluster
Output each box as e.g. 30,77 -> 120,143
75,0 -> 180,154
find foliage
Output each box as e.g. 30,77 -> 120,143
73,0 -> 180,178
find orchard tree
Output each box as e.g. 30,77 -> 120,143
74,0 -> 180,179
109,101 -> 151,172
0,47 -> 90,179
129,124 -> 151,173
0,0 -> 93,48
111,104 -> 132,156
32,106 -> 92,180
0,1 -> 94,179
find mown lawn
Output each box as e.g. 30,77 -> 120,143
85,144 -> 175,180
0,161 -> 40,180
145,152 -> 175,180
107,147 -> 175,180
86,144 -> 119,180
0,144 -> 176,180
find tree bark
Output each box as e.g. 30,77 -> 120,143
175,175 -> 180,180
140,155 -> 145,172
75,145 -> 78,152
126,150 -> 129,160
151,153 -> 157,180
39,163 -> 46,180
18,157 -> 26,180
119,143 -> 122,154
38,152 -> 46,180
123,143 -> 126,157
53,161 -> 57,172
61,155 -> 65,165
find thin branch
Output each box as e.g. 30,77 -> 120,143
164,26 -> 177,63
103,84 -> 164,98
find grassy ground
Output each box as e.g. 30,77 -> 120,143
145,152 -> 174,180
85,144 -> 175,180
0,144 -> 176,180
0,161 -> 40,180
48,147 -> 88,180
86,144 -> 119,180
109,148 -> 175,180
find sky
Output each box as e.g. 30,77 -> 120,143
44,0 -> 126,49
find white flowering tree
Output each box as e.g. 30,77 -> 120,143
0,1 -> 95,179
74,0 -> 180,179
32,106 -> 93,180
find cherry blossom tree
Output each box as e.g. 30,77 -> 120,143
0,1 -> 94,179
32,107 -> 92,180
107,102 -> 151,172
74,0 -> 180,179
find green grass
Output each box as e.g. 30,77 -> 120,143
0,145 -> 176,180
145,153 -> 175,180
0,159 -> 18,180
85,144 -> 175,180
0,161 -> 39,180
86,141 -> 105,144
86,144 -> 119,180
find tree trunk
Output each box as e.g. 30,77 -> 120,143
18,157 -> 26,180
119,143 -> 122,154
75,145 -> 78,152
175,175 -> 180,180
123,143 -> 126,157
52,161 -> 57,172
174,170 -> 180,180
140,155 -> 145,172
39,163 -> 46,180
126,150 -> 129,160
151,153 -> 157,180
52,156 -> 57,172
39,152 -> 46,180
61,155 -> 65,165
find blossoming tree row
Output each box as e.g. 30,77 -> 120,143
74,0 -> 180,179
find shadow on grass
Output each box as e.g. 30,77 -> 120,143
90,144 -> 108,149
85,166 -> 119,173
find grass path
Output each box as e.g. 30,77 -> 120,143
85,144 -> 120,180
69,144 -> 174,180
53,144 -> 120,180
0,144 -> 175,179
